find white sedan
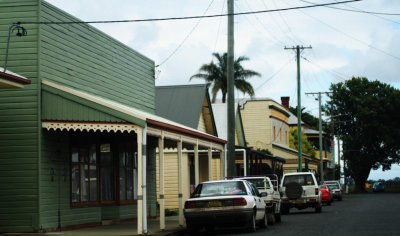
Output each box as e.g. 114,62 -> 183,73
184,179 -> 267,232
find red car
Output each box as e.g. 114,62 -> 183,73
319,184 -> 332,205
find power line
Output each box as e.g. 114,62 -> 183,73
300,0 -> 400,17
157,0 -> 215,67
19,0 -> 361,25
300,0 -> 400,25
282,1 -> 400,62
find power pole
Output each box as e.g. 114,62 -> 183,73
227,0 -> 236,177
285,45 -> 311,172
338,139 -> 341,181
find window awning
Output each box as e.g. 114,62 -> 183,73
41,80 -> 226,150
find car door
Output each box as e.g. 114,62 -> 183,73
247,182 -> 265,220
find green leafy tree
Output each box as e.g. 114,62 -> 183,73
289,127 -> 316,158
190,52 -> 260,103
326,77 -> 400,192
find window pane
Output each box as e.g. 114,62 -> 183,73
101,151 -> 114,201
90,145 -> 96,164
127,169 -> 133,200
120,168 -> 126,200
80,147 -> 89,163
72,148 -> 79,163
72,165 -> 80,202
90,165 -> 97,201
81,164 -> 88,202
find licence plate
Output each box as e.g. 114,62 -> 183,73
208,201 -> 222,207
295,199 -> 305,204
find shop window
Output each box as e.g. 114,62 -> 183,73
71,136 -> 137,207
71,145 -> 98,204
119,143 -> 138,202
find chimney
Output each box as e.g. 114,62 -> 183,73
281,96 -> 290,110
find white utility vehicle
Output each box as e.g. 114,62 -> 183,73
280,172 -> 322,214
235,175 -> 282,225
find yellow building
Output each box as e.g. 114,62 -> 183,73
240,98 -> 320,174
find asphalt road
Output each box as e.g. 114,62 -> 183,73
181,193 -> 400,236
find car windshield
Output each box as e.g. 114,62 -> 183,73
241,178 -> 270,189
283,174 -> 315,186
327,184 -> 340,190
191,181 -> 247,198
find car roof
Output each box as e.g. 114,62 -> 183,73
234,176 -> 271,180
284,172 -> 314,176
200,179 -> 247,184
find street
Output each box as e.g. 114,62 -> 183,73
180,193 -> 400,236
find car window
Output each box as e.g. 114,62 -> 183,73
241,178 -> 270,189
191,181 -> 247,198
283,174 -> 315,186
248,182 -> 261,196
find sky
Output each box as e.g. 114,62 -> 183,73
44,0 -> 400,180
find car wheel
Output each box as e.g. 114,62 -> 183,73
259,211 -> 268,228
275,211 -> 282,223
327,200 -> 331,206
281,207 -> 289,215
205,225 -> 215,232
315,202 -> 322,213
267,213 -> 275,225
247,212 -> 257,232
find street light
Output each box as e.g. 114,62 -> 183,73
3,22 -> 27,72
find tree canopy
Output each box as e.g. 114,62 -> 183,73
190,52 -> 260,103
289,127 -> 316,158
325,77 -> 400,192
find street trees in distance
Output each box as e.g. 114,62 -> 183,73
326,77 -> 400,192
190,52 -> 260,103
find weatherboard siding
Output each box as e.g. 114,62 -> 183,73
39,1 -> 156,114
0,0 -> 40,232
240,101 -> 272,150
40,130 -> 101,229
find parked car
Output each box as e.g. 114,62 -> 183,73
372,182 -> 385,192
280,172 -> 322,214
234,175 -> 282,225
324,181 -> 342,201
184,179 -> 267,232
319,183 -> 332,205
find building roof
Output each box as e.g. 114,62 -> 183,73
156,84 -> 217,135
211,103 -> 237,140
288,110 -> 305,126
42,80 -> 226,145
0,67 -> 31,89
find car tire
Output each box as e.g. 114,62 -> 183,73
285,182 -> 303,200
281,207 -> 289,215
259,211 -> 268,228
315,202 -> 322,213
275,211 -> 282,223
247,212 -> 257,232
327,201 -> 331,206
267,212 -> 275,225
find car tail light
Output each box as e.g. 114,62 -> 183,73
185,201 -> 196,209
309,198 -> 316,202
233,198 -> 247,206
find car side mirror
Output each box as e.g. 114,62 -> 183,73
260,192 -> 268,197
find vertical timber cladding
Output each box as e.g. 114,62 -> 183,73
0,0 -> 40,233
39,1 -> 156,114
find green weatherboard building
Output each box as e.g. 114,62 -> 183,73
0,0 -> 157,232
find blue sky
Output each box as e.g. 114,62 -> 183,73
45,0 -> 400,180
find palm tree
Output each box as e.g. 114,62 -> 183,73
190,52 -> 261,103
